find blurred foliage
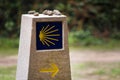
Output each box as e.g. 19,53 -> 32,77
69,30 -> 104,46
0,0 -> 120,40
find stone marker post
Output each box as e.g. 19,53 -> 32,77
16,14 -> 71,80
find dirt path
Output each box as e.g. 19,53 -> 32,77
0,50 -> 120,67
69,50 -> 120,80
70,50 -> 120,63
0,55 -> 17,67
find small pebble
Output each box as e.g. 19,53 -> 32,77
53,10 -> 61,15
42,9 -> 62,16
42,10 -> 48,15
47,10 -> 53,16
42,10 -> 53,16
34,12 -> 39,16
28,10 -> 36,14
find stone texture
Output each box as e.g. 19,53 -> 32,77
16,15 -> 32,80
53,10 -> 61,15
16,14 -> 71,80
34,12 -> 39,16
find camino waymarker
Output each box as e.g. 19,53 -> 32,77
16,14 -> 71,80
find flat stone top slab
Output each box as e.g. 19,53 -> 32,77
22,14 -> 66,18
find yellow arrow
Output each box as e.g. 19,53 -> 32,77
40,63 -> 59,78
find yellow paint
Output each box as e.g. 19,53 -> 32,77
39,25 -> 59,46
40,63 -> 59,78
39,31 -> 45,41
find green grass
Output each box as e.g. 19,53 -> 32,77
0,38 -> 18,56
111,68 -> 120,77
69,39 -> 120,51
0,48 -> 18,56
72,62 -> 120,80
94,69 -> 106,75
0,38 -> 19,49
0,66 -> 16,80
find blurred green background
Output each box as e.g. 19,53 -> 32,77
1,0 -> 120,49
0,0 -> 120,80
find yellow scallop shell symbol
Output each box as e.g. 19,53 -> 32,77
39,25 -> 60,46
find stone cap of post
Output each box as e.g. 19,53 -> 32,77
26,9 -> 66,18
22,14 -> 66,18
